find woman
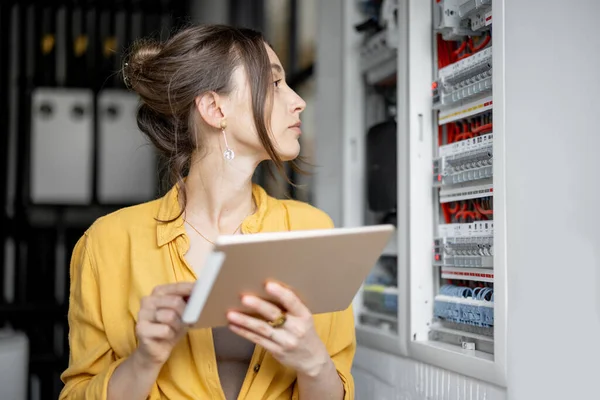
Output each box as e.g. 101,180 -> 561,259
59,24 -> 355,400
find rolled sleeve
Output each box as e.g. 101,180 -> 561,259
59,232 -> 123,399
327,306 -> 356,400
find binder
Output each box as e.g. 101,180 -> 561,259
29,88 -> 94,204
97,89 -> 156,203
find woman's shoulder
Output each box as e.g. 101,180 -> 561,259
85,198 -> 163,244
278,198 -> 334,230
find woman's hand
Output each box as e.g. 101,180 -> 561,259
227,282 -> 331,377
133,282 -> 194,368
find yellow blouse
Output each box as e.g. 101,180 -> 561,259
59,183 -> 356,399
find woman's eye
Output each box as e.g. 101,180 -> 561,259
274,79 -> 282,88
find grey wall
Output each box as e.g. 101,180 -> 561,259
504,1 -> 600,399
313,0 -> 345,226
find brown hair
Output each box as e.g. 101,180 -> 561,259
123,24 -> 293,218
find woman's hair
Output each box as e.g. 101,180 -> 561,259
123,24 -> 290,217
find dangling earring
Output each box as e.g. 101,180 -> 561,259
220,119 -> 235,161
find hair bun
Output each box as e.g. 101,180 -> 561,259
123,40 -> 163,91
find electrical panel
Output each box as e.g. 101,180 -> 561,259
430,0 -> 495,357
342,0 -> 506,387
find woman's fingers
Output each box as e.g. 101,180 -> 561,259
136,320 -> 177,341
151,282 -> 195,297
228,323 -> 282,354
133,282 -> 194,366
265,282 -> 310,318
137,290 -> 189,340
140,295 -> 187,318
227,311 -> 273,339
241,295 -> 282,322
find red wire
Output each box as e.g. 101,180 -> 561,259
452,40 -> 467,57
448,123 -> 456,144
474,199 -> 493,216
448,201 -> 460,213
471,123 -> 493,134
454,202 -> 468,222
468,33 -> 491,52
449,121 -> 493,144
441,203 -> 452,224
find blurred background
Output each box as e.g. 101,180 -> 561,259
0,0 -> 321,398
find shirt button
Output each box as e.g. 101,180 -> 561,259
253,363 -> 260,373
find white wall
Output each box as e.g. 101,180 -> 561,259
504,1 -> 600,399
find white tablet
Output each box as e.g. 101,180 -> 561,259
182,224 -> 395,329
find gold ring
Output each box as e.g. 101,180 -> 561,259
268,313 -> 287,328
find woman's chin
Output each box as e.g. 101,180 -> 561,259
279,143 -> 301,162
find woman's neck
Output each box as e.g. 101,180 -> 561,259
184,151 -> 259,233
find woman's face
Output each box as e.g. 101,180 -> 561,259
224,44 -> 307,162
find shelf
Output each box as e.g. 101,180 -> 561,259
440,266 -> 494,282
361,309 -> 397,323
355,323 -> 403,357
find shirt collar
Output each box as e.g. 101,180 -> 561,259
156,182 -> 271,247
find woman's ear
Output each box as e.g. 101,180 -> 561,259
195,92 -> 226,129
